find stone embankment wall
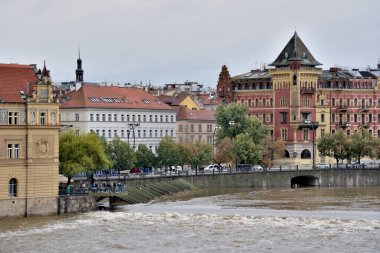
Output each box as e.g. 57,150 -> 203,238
58,195 -> 97,214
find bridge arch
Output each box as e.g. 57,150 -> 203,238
291,175 -> 319,188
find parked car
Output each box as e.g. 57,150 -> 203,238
130,168 -> 141,174
203,164 -> 223,173
236,164 -> 253,172
352,162 -> 367,168
316,163 -> 330,169
253,165 -> 264,172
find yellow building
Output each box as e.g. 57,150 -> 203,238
0,63 -> 59,217
158,94 -> 201,110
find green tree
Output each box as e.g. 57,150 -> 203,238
156,137 -> 182,171
215,103 -> 268,145
233,133 -> 262,165
317,130 -> 350,167
350,132 -> 374,163
215,103 -> 250,140
59,130 -> 110,187
185,141 -> 213,172
136,144 -> 155,169
213,137 -> 236,169
106,136 -> 136,174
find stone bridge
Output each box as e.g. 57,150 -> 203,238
123,168 -> 380,188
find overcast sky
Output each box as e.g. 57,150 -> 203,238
1,0 -> 379,88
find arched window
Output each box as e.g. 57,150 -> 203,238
284,150 -> 290,158
248,99 -> 252,108
339,98 -> 343,107
255,99 -> 259,107
262,98 -> 266,107
293,74 -> 297,85
362,98 -> 366,109
346,98 -> 350,107
51,112 -> 56,125
354,98 -> 358,107
369,98 -> 373,107
270,98 -> 273,107
234,99 -> 237,103
9,178 -> 17,197
332,98 -> 335,106
301,149 -> 311,159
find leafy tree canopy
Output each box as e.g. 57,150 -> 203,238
233,133 -> 262,165
136,144 -> 155,168
106,136 -> 136,172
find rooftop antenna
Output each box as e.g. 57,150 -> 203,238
78,47 -> 81,58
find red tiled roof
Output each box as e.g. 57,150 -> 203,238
60,84 -> 175,111
0,64 -> 38,103
157,94 -> 188,106
176,106 -> 215,121
196,94 -> 222,106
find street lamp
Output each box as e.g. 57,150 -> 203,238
229,121 -> 236,173
128,123 -> 140,150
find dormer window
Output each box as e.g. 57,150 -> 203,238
285,52 -> 288,58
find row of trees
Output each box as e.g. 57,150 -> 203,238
59,103 -> 286,186
317,130 -> 380,166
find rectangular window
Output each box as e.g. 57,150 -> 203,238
108,114 -> 112,121
160,130 -> 163,137
7,144 -> 12,159
121,114 -> 125,122
102,130 -> 105,137
132,115 -> 135,122
321,129 -> 325,137
170,130 -> 174,137
143,130 -> 146,138
108,129 -> 111,138
96,129 -> 99,136
137,130 -> 141,138
150,130 -> 152,137
90,114 -> 94,121
369,114 -> 372,123
155,115 -> 158,122
165,130 -> 168,136
143,115 -> 146,122
14,144 -> 20,158
270,114 -> 273,123
155,130 -> 158,138
178,125 -> 183,132
96,114 -> 100,121
165,115 -> 168,122
270,130 -> 274,140
160,115 -> 163,122
369,130 -> 373,137
149,115 -> 152,122
114,114 -> 117,121
281,129 -> 288,140
171,116 -> 174,122
121,129 -> 125,138
354,114 -> 358,123
114,129 -> 117,137
321,114 -> 325,123
346,113 -> 350,123
14,112 -> 18,125
303,129 -> 309,141
127,115 -> 130,122
263,114 -> 266,123
138,115 -> 141,122
347,129 -> 350,137
190,124 -> 194,132
40,112 -> 46,125
8,112 -> 13,124
75,114 -> 79,121
198,124 -> 202,132
280,112 -> 288,124
301,112 -> 311,122
331,113 -> 335,123
102,114 -> 106,121
320,99 -> 324,106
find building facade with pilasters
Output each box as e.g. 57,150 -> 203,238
217,32 -> 380,168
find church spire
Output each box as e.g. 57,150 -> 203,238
75,49 -> 84,82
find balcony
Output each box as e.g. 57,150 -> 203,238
337,105 -> 348,112
298,120 -> 319,130
360,106 -> 370,113
300,87 -> 316,94
338,121 -> 350,128
360,122 -> 370,128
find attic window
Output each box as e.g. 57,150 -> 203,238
285,52 -> 288,58
101,97 -> 114,103
122,98 -> 128,103
303,52 -> 307,59
113,98 -> 121,103
142,99 -> 150,104
19,90 -> 26,99
89,97 -> 100,102
155,99 -> 161,104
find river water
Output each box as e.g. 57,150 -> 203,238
1,187 -> 380,253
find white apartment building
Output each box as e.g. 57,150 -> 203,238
60,84 -> 176,153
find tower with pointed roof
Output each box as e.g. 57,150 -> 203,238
75,50 -> 84,82
216,65 -> 233,102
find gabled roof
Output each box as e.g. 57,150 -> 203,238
195,94 -> 222,106
0,63 -> 38,103
270,32 -> 322,67
60,84 -> 174,111
176,106 -> 215,121
157,94 -> 189,106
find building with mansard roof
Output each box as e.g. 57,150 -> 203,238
60,84 -> 177,153
0,62 -> 59,217
217,32 -> 380,168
